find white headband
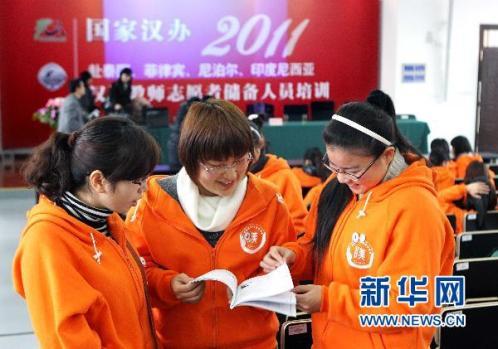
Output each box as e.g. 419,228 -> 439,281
331,114 -> 392,146
249,125 -> 262,140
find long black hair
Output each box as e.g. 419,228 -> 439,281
23,116 -> 160,201
462,161 -> 497,229
451,135 -> 472,159
313,102 -> 422,266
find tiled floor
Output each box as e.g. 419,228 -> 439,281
0,189 -> 38,348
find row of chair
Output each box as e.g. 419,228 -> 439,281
436,301 -> 498,348
279,228 -> 498,348
133,101 -> 337,128
463,210 -> 498,231
247,101 -> 334,121
280,297 -> 498,348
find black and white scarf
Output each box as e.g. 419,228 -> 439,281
57,191 -> 113,236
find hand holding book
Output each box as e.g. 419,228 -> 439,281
193,264 -> 297,316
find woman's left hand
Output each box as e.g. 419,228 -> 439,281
293,284 -> 322,313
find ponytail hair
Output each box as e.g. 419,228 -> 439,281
23,132 -> 75,200
22,116 -> 160,201
313,102 -> 422,267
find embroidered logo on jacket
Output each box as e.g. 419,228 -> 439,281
346,232 -> 374,269
239,224 -> 267,254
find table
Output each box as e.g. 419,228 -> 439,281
146,119 -> 430,165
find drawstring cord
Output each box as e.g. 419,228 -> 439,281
90,232 -> 103,264
357,191 -> 372,219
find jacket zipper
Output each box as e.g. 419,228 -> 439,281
328,197 -> 358,280
106,237 -> 158,349
211,249 -> 217,349
126,241 -> 159,349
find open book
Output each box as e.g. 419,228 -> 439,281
193,264 -> 296,316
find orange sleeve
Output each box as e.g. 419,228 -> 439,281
320,191 -> 455,333
303,184 -> 322,209
283,189 -> 321,281
276,170 -> 308,233
438,184 -> 466,204
270,193 -> 298,246
126,201 -> 181,309
12,226 -> 113,348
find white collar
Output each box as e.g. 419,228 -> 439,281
176,168 -> 247,232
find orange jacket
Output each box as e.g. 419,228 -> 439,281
126,174 -> 296,349
438,184 -> 468,233
432,165 -> 456,192
291,167 -> 322,188
255,154 -> 308,232
303,183 -> 324,209
284,160 -> 455,349
12,197 -> 157,349
454,153 -> 483,178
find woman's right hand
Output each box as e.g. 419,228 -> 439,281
171,273 -> 205,304
466,182 -> 490,199
260,246 -> 296,273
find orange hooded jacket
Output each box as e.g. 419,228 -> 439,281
255,154 -> 308,232
303,183 -> 324,209
12,197 -> 158,349
438,184 -> 467,233
432,165 -> 456,192
125,174 -> 296,349
454,153 -> 483,178
291,167 -> 322,188
284,160 -> 455,349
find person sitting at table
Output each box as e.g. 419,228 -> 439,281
248,114 -> 307,234
438,160 -> 497,232
109,68 -> 133,115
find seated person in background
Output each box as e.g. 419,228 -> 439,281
438,160 -> 497,232
109,67 -> 133,115
429,138 -> 456,191
451,135 -> 484,178
79,70 -> 97,113
249,115 -> 307,233
57,78 -> 91,134
108,67 -> 152,122
292,147 -> 323,193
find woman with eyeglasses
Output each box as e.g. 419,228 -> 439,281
260,102 -> 455,349
13,116 -> 160,348
248,116 -> 308,233
126,99 -> 295,348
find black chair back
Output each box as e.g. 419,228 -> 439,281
457,230 -> 498,258
438,302 -> 498,349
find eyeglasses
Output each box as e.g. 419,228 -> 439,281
321,152 -> 382,181
201,153 -> 253,175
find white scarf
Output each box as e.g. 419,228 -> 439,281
176,168 -> 247,232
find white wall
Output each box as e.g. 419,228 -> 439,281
381,0 -> 498,150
